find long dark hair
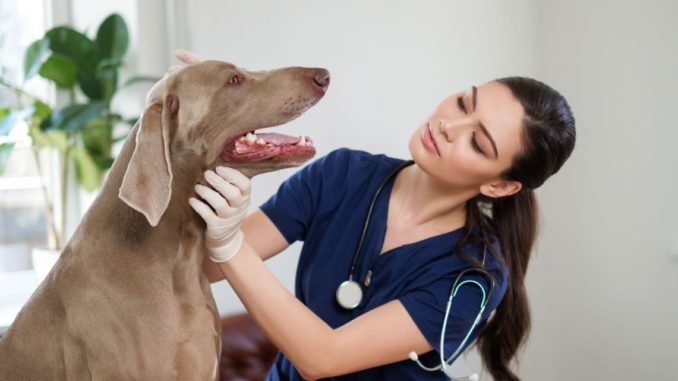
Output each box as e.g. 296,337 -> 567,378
455,76 -> 576,381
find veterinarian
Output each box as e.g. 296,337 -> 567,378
189,68 -> 576,380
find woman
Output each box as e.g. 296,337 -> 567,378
189,62 -> 576,380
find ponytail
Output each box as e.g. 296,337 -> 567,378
454,75 -> 575,380
456,189 -> 538,381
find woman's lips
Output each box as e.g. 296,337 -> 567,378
421,121 -> 440,156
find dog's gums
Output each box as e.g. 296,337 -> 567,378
221,130 -> 316,162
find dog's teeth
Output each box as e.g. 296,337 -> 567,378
296,136 -> 307,146
244,132 -> 257,143
256,138 -> 266,145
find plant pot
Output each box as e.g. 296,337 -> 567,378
31,247 -> 61,282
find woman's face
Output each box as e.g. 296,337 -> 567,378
408,81 -> 526,197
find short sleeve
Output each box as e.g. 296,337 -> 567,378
399,270 -> 495,360
259,148 -> 350,244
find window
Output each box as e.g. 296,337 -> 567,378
0,0 -> 49,331
1,0 -> 50,267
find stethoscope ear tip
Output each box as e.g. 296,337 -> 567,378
408,351 -> 419,362
442,366 -> 480,381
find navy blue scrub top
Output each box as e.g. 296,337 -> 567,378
260,148 -> 509,381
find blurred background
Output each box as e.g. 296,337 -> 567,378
1,0 -> 676,380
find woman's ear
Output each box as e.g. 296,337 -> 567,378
479,179 -> 523,199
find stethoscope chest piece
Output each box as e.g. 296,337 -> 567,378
336,160 -> 414,311
336,279 -> 363,309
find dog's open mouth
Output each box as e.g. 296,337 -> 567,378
221,130 -> 315,162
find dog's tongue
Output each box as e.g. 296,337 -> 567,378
256,132 -> 300,145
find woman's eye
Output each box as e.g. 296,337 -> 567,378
471,132 -> 484,155
228,74 -> 241,85
457,96 -> 467,114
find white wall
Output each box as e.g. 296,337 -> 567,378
526,1 -> 678,380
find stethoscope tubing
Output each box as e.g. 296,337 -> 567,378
336,159 -> 497,381
346,160 -> 416,282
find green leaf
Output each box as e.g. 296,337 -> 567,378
33,100 -> 52,120
23,38 -> 50,82
123,117 -> 138,126
45,26 -> 97,70
45,26 -> 102,99
27,101 -> 52,136
71,147 -> 101,191
0,108 -> 11,135
96,57 -> 123,72
0,142 -> 16,175
77,71 -> 105,100
108,112 -> 123,122
96,156 -> 114,170
0,107 -> 34,135
81,117 -> 113,157
96,14 -> 128,61
96,58 -> 120,99
41,102 -> 108,133
38,54 -> 78,88
121,75 -> 161,89
29,125 -> 69,151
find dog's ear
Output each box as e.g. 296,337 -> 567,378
119,95 -> 179,226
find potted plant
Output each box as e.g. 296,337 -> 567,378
0,13 -> 157,279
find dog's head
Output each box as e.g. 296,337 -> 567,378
119,59 -> 329,226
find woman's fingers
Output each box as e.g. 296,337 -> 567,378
194,183 -> 231,214
175,49 -> 205,65
190,166 -> 250,222
164,64 -> 182,76
204,170 -> 248,208
215,166 -> 251,197
189,197 -> 218,225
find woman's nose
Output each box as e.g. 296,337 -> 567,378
438,119 -> 458,142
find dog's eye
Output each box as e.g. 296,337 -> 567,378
227,74 -> 242,85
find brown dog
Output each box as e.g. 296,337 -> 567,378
0,58 -> 329,380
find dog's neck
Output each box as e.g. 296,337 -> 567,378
69,124 -> 208,263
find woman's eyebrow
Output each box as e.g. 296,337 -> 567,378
472,85 -> 499,159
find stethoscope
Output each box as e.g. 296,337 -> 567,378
335,160 -> 495,381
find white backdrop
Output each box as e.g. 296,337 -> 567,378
527,1 -> 678,380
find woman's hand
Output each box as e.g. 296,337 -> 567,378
165,50 -> 204,78
175,49 -> 204,65
189,167 -> 251,262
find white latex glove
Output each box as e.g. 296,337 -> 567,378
189,167 -> 251,263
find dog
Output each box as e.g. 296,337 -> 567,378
0,56 -> 329,380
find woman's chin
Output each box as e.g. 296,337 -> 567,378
408,131 -> 433,162
407,131 -> 422,157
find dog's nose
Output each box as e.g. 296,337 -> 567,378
310,68 -> 330,90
